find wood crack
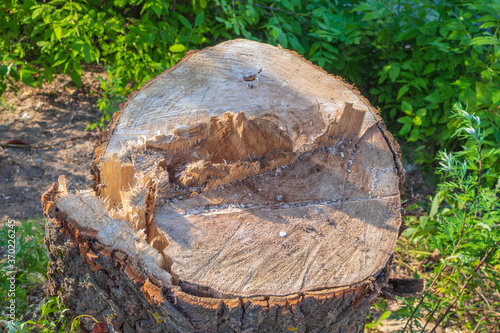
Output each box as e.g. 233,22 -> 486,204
177,194 -> 401,217
376,122 -> 405,192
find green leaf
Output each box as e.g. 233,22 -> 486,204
397,85 -> 409,100
397,116 -> 412,124
284,0 -> 296,11
53,26 -> 62,41
429,194 -> 441,217
480,22 -> 497,29
451,79 -> 472,88
169,44 -> 186,53
476,81 -> 492,105
72,60 -> 82,75
424,91 -> 442,104
52,52 -> 68,67
322,43 -> 338,54
422,63 -> 435,75
379,311 -> 391,321
277,33 -> 288,49
288,34 -> 304,54
20,70 -> 35,87
62,59 -> 71,73
353,3 -> 373,12
177,15 -> 192,30
477,14 -> 496,23
362,12 -> 379,21
70,70 -> 82,87
309,43 -> 320,56
389,65 -> 400,82
493,126 -> 500,142
83,44 -> 92,63
195,12 -> 204,28
399,123 -> 412,135
409,127 -> 419,141
270,26 -> 282,40
416,108 -> 427,118
402,101 -> 413,115
113,0 -> 127,7
470,36 -> 500,46
32,7 -> 44,20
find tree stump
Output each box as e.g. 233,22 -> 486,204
42,39 -> 405,332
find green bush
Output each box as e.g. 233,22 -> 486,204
0,219 -> 48,315
1,0 -> 499,169
0,0 -> 214,95
397,104 -> 500,331
0,218 -> 70,332
351,0 -> 500,168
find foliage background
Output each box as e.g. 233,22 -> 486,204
2,0 -> 499,170
1,0 -> 499,331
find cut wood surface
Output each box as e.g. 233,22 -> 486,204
43,39 -> 405,332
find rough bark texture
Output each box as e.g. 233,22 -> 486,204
43,39 -> 406,332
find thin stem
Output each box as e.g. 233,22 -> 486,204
472,318 -> 484,333
402,263 -> 446,332
429,240 -> 499,333
474,141 -> 483,218
486,23 -> 499,63
402,197 -> 467,333
421,296 -> 444,332
417,263 -> 457,332
386,0 -> 394,63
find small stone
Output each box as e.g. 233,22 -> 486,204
279,231 -> 287,238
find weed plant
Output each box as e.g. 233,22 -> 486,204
0,219 -> 69,332
85,65 -> 127,131
389,103 -> 500,332
0,218 -> 48,315
2,0 -> 500,168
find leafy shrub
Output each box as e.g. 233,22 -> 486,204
0,219 -> 70,332
352,0 -> 500,168
2,0 -> 499,169
396,103 -> 500,331
2,296 -> 69,333
86,66 -> 127,130
0,0 -> 214,95
0,219 -> 48,315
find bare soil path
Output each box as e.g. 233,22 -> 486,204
0,71 -> 104,222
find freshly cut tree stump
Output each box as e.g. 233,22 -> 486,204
43,39 -> 405,332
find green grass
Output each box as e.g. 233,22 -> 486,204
0,218 -> 70,332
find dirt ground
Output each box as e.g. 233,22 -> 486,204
0,72 -> 106,223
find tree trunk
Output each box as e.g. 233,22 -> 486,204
42,39 -> 405,332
